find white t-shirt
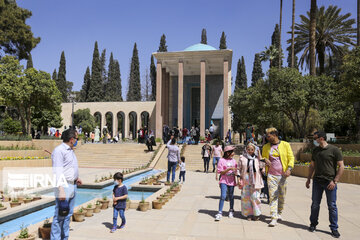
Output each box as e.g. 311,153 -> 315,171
179,162 -> 186,171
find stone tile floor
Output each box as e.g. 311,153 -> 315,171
66,171 -> 360,240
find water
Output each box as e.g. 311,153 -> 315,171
0,169 -> 161,236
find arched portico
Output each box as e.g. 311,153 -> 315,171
129,111 -> 137,140
117,111 -> 125,139
94,112 -> 102,130
105,112 -> 113,137
141,111 -> 150,128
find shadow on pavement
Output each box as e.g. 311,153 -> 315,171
205,195 -> 242,200
102,222 -> 113,230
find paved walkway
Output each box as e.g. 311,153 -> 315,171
68,171 -> 360,240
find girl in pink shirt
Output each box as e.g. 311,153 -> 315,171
214,145 -> 237,221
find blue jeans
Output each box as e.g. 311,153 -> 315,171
219,183 -> 234,213
167,161 -> 177,182
51,184 -> 76,240
213,157 -> 220,170
179,171 -> 185,182
310,179 -> 338,230
113,208 -> 126,228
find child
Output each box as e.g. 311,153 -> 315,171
179,156 -> 186,183
215,146 -> 237,221
238,143 -> 264,221
111,172 -> 128,233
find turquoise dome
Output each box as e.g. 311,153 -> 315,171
183,43 -> 217,51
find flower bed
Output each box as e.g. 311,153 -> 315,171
0,156 -> 49,161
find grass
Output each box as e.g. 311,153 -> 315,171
0,135 -> 32,141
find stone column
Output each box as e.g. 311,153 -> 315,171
178,62 -> 184,129
155,63 -> 163,138
124,112 -> 129,139
102,113 -> 107,135
200,61 -> 206,137
113,113 -> 117,137
223,61 -> 229,140
168,75 -> 173,127
137,112 -> 142,132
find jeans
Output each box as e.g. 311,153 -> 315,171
219,183 -> 234,213
213,157 -> 220,171
167,161 -> 177,182
203,157 -> 210,172
310,179 -> 338,230
179,171 -> 186,182
50,184 -> 76,240
113,208 -> 126,228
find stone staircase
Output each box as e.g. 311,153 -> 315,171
75,143 -> 157,169
182,144 -> 206,172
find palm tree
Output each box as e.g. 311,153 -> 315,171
309,0 -> 317,75
289,5 -> 356,75
279,0 -> 283,69
260,45 -> 280,67
291,0 -> 296,68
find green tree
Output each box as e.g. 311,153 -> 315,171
0,0 -> 40,59
260,45 -> 280,67
150,55 -> 156,101
52,69 -> 57,81
114,60 -> 122,101
73,108 -> 96,134
0,56 -> 62,134
271,24 -> 282,68
251,53 -> 264,86
341,47 -> 360,140
56,51 -> 68,102
88,41 -> 103,102
105,52 -> 115,101
239,56 -> 247,89
26,53 -> 33,69
219,31 -> 227,49
0,115 -> 22,134
80,67 -> 90,102
290,5 -> 356,74
286,47 -> 299,69
127,43 -> 141,101
201,28 -> 207,44
158,34 -> 168,52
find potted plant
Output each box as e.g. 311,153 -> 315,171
17,193 -> 24,203
0,202 -> 7,211
2,184 -> 10,202
15,224 -> 35,240
99,196 -> 109,209
84,203 -> 95,217
23,195 -> 33,204
73,207 -> 86,222
33,193 -> 42,201
126,198 -> 130,210
94,201 -> 101,213
138,193 -> 149,212
164,181 -> 172,186
152,199 -> 162,209
38,218 -> 51,240
10,198 -> 21,208
139,177 -> 147,185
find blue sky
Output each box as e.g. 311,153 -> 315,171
17,0 -> 357,98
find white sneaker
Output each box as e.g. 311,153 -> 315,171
268,219 -> 277,227
278,215 -> 282,221
229,211 -> 234,218
215,213 -> 222,221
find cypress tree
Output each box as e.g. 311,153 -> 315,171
201,28 -> 207,44
88,41 -> 103,102
80,67 -> 90,102
105,52 -> 114,101
239,56 -> 247,89
287,47 -> 299,69
251,53 -> 264,86
52,69 -> 57,81
100,49 -> 107,97
271,24 -> 282,68
150,55 -> 156,101
114,60 -> 122,101
127,43 -> 141,101
158,34 -> 168,52
26,53 -> 33,69
219,31 -> 227,49
57,51 -> 67,102
235,59 -> 241,90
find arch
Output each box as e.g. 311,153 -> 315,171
93,112 -> 102,130
117,111 -> 125,140
105,112 -> 113,137
141,111 -> 150,128
128,111 -> 137,140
